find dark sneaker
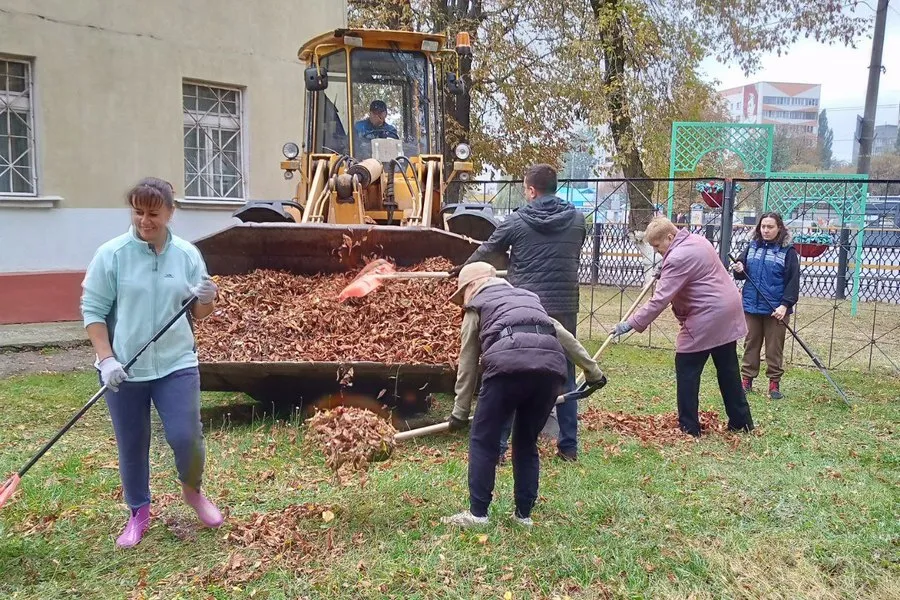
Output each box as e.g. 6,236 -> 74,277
742,377 -> 753,393
769,380 -> 783,400
556,450 -> 577,462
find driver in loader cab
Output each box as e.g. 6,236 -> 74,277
353,99 -> 399,150
440,262 -> 604,528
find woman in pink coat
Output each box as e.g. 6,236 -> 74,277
611,217 -> 754,437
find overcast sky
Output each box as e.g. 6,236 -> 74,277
699,3 -> 900,163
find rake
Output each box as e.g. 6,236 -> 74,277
338,258 -> 506,302
0,297 -> 198,510
728,253 -> 851,406
393,276 -> 657,442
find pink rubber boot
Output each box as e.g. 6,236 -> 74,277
182,485 -> 224,528
116,504 -> 151,548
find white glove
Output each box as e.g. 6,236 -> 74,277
98,356 -> 128,391
190,279 -> 218,304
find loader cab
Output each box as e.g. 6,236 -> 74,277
261,29 -> 496,240
308,47 -> 440,163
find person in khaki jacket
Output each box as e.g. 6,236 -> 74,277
440,262 -> 605,528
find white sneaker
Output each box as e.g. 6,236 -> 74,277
441,510 -> 488,528
512,514 -> 533,527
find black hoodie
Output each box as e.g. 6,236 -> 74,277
464,195 -> 586,315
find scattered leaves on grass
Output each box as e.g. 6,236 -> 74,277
12,507 -> 80,536
580,409 -> 724,446
199,502 -> 339,587
195,258 -> 462,364
306,406 -> 398,485
162,514 -> 200,542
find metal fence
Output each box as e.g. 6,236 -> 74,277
446,177 -> 900,375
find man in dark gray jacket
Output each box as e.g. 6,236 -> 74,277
451,164 -> 587,460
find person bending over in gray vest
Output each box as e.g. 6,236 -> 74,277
440,262 -> 604,528
450,164 -> 586,462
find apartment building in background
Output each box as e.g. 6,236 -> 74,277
852,123 -> 899,165
0,1 -> 347,323
719,81 -> 822,144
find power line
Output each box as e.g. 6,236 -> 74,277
822,104 -> 899,112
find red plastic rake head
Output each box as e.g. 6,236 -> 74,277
338,260 -> 397,301
0,474 -> 21,509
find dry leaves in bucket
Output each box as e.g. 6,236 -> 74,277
306,406 -> 398,485
194,257 -> 462,365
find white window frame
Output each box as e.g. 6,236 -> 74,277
0,56 -> 37,197
182,81 -> 247,201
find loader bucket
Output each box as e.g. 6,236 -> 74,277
193,222 -> 502,276
192,222 -> 507,416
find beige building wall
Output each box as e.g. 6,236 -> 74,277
0,0 -> 345,210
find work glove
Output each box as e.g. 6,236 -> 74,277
586,373 -> 608,390
190,278 -> 218,305
98,356 -> 128,391
448,414 -> 469,432
447,264 -> 464,277
610,321 -> 632,340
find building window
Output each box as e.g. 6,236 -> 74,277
183,82 -> 245,199
0,58 -> 36,195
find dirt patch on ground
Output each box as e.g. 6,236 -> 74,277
0,345 -> 95,378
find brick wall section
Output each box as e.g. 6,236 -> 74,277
0,272 -> 84,324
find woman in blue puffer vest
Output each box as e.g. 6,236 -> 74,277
733,212 -> 800,399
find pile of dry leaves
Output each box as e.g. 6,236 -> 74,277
204,502 -> 339,586
306,406 -> 397,482
194,257 -> 462,365
580,408 -> 724,445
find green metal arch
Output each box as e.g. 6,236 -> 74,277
669,122 -> 775,177
683,145 -> 758,174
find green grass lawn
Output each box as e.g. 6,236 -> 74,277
0,345 -> 898,599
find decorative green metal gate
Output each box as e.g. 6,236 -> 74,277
667,122 -> 775,215
668,121 -> 870,315
764,173 -> 869,315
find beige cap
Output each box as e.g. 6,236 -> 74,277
449,262 -> 497,305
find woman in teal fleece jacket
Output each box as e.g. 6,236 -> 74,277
80,177 -> 223,548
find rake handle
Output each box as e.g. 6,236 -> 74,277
728,254 -> 851,406
571,276 -> 656,390
378,270 -> 508,280
397,278 -> 656,443
9,297 -> 198,481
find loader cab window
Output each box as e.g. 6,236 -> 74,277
350,49 -> 432,161
312,50 -> 350,156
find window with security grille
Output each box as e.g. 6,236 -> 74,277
0,58 -> 36,195
183,82 -> 245,199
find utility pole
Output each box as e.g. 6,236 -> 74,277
856,0 -> 889,175
838,0 -> 889,299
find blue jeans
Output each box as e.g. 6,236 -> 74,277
103,367 -> 205,510
499,312 -> 578,456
